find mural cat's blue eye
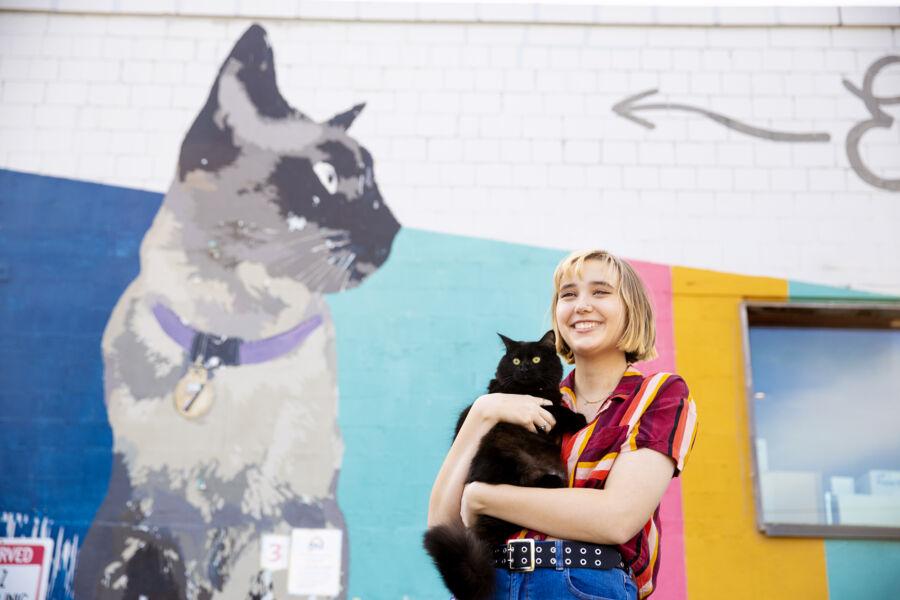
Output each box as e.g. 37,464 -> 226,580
313,161 -> 338,195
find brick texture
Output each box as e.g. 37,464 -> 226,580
0,9 -> 898,295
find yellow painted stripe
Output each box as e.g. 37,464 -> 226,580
673,266 -> 828,600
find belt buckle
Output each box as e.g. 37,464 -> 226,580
507,539 -> 535,572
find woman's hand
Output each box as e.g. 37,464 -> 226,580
460,481 -> 488,527
471,393 -> 556,433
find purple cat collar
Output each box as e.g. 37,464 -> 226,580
152,303 -> 322,366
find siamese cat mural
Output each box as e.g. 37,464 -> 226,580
74,24 -> 400,599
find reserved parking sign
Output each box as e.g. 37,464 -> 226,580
0,538 -> 54,600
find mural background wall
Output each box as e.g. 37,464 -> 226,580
1,3 -> 899,599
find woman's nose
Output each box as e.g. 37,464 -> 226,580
576,302 -> 591,313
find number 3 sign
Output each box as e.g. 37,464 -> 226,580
260,534 -> 290,571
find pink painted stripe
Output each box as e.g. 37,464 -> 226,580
628,259 -> 686,600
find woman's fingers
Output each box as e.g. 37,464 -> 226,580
529,403 -> 555,433
538,406 -> 556,428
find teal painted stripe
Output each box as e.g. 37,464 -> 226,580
327,228 -> 569,599
788,281 -> 897,302
788,281 -> 900,600
824,541 -> 900,600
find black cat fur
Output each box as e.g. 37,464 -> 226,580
423,330 -> 587,600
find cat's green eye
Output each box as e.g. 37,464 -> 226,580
532,357 -> 540,364
512,358 -> 521,365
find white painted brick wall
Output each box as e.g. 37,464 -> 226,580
0,8 -> 899,295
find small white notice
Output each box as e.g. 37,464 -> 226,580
0,537 -> 54,600
260,534 -> 290,571
287,528 -> 342,597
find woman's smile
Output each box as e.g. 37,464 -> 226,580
572,320 -> 603,332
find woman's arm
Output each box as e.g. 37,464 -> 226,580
427,394 -> 557,528
461,448 -> 675,544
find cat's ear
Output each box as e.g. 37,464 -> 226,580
221,24 -> 296,119
539,330 -> 556,347
497,333 -> 518,352
327,103 -> 366,130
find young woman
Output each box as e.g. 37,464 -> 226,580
427,249 -> 698,600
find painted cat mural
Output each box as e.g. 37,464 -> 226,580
73,24 -> 400,599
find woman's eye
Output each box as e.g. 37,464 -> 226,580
512,358 -> 521,365
532,356 -> 540,364
313,161 -> 338,195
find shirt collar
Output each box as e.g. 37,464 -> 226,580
560,366 -> 644,406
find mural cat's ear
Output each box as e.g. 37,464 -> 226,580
327,103 -> 366,130
224,23 -> 295,120
539,330 -> 556,347
179,23 -> 311,181
498,333 -> 518,352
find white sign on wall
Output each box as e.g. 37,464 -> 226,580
0,538 -> 54,600
287,529 -> 342,598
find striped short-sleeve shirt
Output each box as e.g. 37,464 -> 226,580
514,367 -> 698,599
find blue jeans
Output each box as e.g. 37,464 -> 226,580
491,565 -> 638,600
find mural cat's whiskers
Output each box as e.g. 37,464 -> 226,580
308,257 -> 339,291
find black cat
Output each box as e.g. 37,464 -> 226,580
423,330 -> 587,600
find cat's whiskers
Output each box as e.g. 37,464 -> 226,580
317,249 -> 356,291
306,256 -> 337,290
339,265 -> 353,292
282,229 -> 335,248
289,253 -> 330,281
325,266 -> 347,293
338,251 -> 356,272
283,232 -> 329,246
325,238 -> 352,250
268,232 -> 333,270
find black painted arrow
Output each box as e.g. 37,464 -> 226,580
613,89 -> 831,143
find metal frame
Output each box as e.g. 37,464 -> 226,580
740,300 -> 900,540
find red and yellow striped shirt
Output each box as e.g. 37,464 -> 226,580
515,367 -> 698,599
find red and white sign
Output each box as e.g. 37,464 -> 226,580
0,538 -> 54,600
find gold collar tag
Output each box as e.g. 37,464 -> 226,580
174,360 -> 214,419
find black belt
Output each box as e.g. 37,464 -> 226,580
493,540 -> 624,572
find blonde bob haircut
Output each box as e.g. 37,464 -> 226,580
550,249 -> 658,365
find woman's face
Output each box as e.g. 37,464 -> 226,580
555,259 -> 627,360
